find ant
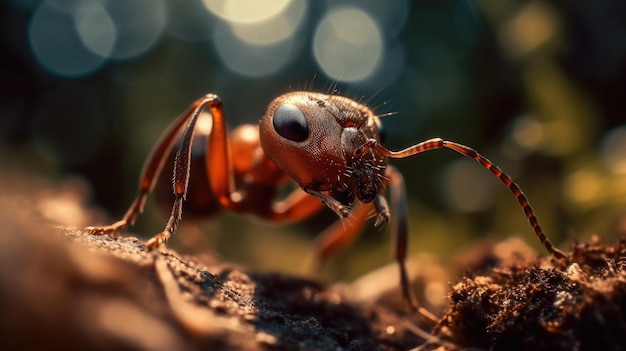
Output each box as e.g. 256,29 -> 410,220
83,91 -> 566,317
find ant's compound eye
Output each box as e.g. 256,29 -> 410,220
272,104 -> 309,142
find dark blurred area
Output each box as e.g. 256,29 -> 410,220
1,0 -> 625,279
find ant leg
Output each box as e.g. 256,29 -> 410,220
386,166 -> 439,322
83,96 -> 217,237
365,138 -> 566,259
84,95 -> 223,247
269,189 -> 328,221
305,202 -> 372,274
305,189 -> 352,218
262,185 -> 374,275
202,95 -> 236,208
145,95 -> 226,249
146,95 -> 332,245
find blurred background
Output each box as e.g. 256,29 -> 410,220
1,0 -> 625,284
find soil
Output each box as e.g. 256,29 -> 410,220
435,237 -> 626,351
0,207 -> 426,351
0,178 -> 624,350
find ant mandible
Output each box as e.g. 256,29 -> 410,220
83,91 -> 567,314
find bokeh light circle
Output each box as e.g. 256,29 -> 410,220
213,22 -> 298,78
74,1 -> 116,57
28,2 -> 107,77
312,6 -> 383,82
103,0 -> 167,59
444,158 -> 496,213
203,0 -> 291,24
230,0 -> 306,45
28,0 -> 168,77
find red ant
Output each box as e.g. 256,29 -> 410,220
83,91 -> 566,316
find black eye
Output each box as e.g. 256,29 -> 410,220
272,104 -> 309,142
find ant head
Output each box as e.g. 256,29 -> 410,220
259,92 -> 387,205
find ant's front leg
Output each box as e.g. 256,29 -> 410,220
306,202 -> 373,274
144,96 -> 327,249
146,95 -> 230,249
83,94 -> 226,250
